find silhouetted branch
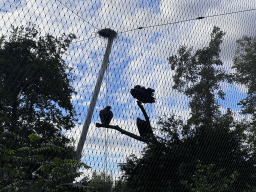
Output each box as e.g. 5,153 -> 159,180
137,100 -> 150,124
96,123 -> 158,145
136,100 -> 157,141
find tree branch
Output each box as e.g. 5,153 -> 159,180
136,100 -> 157,141
137,101 -> 150,125
96,123 -> 158,144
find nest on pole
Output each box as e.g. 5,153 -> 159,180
98,28 -> 117,39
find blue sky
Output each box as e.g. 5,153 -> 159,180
1,0 -> 256,180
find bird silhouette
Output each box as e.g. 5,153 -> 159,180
136,117 -> 153,137
99,106 -> 113,126
130,85 -> 155,103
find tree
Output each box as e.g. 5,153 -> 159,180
0,25 -> 76,138
113,178 -> 130,192
119,27 -> 256,192
167,27 -> 255,190
88,171 -> 113,192
0,25 -> 89,191
120,113 -> 250,192
168,26 -> 232,129
233,35 -> 256,116
181,160 -> 238,192
0,131 -> 90,192
233,35 -> 256,179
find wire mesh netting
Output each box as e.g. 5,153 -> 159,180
1,0 -> 256,191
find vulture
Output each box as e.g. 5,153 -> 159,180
130,85 -> 155,103
136,117 -> 153,137
99,106 -> 113,126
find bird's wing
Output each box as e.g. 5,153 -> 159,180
106,110 -> 113,125
110,110 -> 113,119
99,109 -> 105,123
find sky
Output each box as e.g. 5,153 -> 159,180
1,0 -> 256,181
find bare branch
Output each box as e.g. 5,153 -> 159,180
136,100 -> 157,140
96,123 -> 157,144
137,100 -> 150,124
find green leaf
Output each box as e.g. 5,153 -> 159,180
28,133 -> 41,142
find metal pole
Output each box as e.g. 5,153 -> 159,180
76,29 -> 116,161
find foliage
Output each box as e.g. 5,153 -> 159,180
88,171 -> 113,192
0,131 -> 90,192
233,35 -> 256,161
0,24 -> 77,137
120,27 -> 256,192
233,35 -> 256,100
120,113 -> 250,192
169,26 -> 232,128
0,25 -> 90,191
112,178 -> 130,192
181,160 -> 238,192
77,171 -> 130,192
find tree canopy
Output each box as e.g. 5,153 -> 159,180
233,34 -> 256,166
169,26 -> 232,129
0,25 -> 89,191
0,25 -> 77,138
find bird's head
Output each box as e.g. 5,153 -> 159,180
105,106 -> 111,110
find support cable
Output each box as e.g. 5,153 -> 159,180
55,0 -> 99,30
120,8 -> 256,33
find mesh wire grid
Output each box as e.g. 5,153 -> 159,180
0,0 -> 256,191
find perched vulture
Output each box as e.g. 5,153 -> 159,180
99,106 -> 113,126
130,85 -> 155,103
136,117 -> 153,137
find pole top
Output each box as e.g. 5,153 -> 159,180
98,28 -> 117,39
